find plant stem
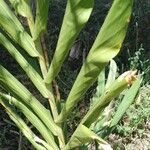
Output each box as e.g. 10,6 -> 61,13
34,36 -> 59,117
34,35 -> 65,148
34,37 -> 48,78
18,130 -> 22,150
0,99 -> 48,150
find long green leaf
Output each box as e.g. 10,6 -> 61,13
91,59 -> 117,106
0,98 -> 48,150
9,0 -> 32,17
33,0 -> 50,40
0,65 -> 64,143
64,124 -> 112,150
0,93 -> 59,150
109,78 -> 142,127
32,0 -> 50,78
0,0 -> 38,57
91,60 -> 117,131
0,33 -> 49,98
9,0 -> 35,36
0,32 -> 58,124
92,68 -> 105,105
56,0 -> 134,123
105,59 -> 117,89
81,71 -> 137,127
44,0 -> 94,84
66,71 -> 137,150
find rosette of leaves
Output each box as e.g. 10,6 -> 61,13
0,0 -> 140,150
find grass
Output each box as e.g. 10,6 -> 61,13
108,84 -> 150,149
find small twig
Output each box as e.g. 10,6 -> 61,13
3,118 -> 16,126
40,34 -> 61,107
10,130 -> 19,135
18,130 -> 23,150
41,34 -> 50,69
52,80 -> 61,103
57,75 -> 70,88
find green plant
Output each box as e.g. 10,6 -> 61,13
89,60 -> 142,134
116,84 -> 150,137
0,0 -> 140,149
128,44 -> 150,84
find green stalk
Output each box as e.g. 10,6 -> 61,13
8,0 -> 35,37
34,38 -> 48,78
55,0 -> 134,123
0,34 -> 64,144
0,98 -> 48,150
35,37 -> 64,147
34,37 -> 59,116
0,93 -> 59,150
82,71 -> 137,126
0,65 -> 65,145
65,71 -> 137,148
26,7 -> 35,37
44,0 -> 94,85
109,78 -> 142,127
34,36 -> 60,125
63,124 -> 110,150
0,33 -> 49,98
0,0 -> 39,57
0,33 -> 59,121
30,38 -> 65,148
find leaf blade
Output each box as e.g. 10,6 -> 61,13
110,78 -> 142,127
44,0 -> 94,84
0,0 -> 38,57
9,0 -> 35,36
64,124 -> 112,150
0,65 -> 64,142
0,97 -> 47,150
0,93 -> 59,150
33,0 -> 50,40
56,0 -> 134,123
105,59 -> 117,89
0,33 -> 49,98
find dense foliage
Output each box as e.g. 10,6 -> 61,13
0,0 -> 149,149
